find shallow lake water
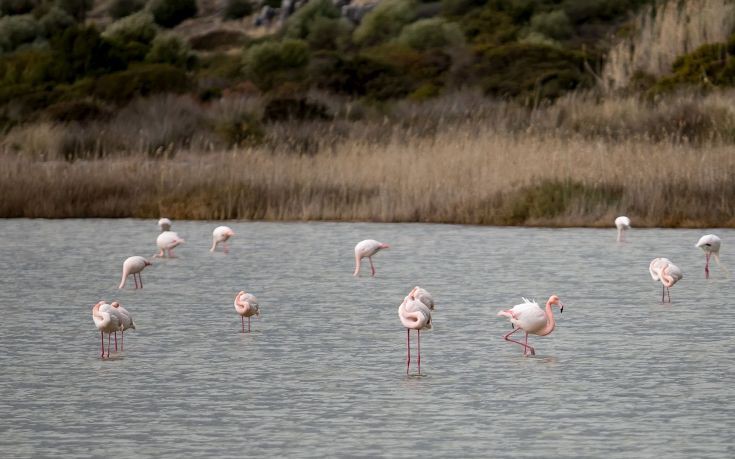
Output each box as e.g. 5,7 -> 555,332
0,220 -> 733,458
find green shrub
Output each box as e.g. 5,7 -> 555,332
0,14 -> 42,53
0,49 -> 53,86
243,39 -> 310,90
215,113 -> 264,147
48,25 -> 126,82
306,16 -> 352,50
102,11 -> 158,44
39,7 -> 75,38
93,63 -> 189,103
109,0 -> 145,19
145,33 -> 192,67
55,0 -> 93,21
353,0 -> 416,46
223,0 -> 253,20
286,0 -> 340,39
309,52 -> 409,99
397,17 -> 464,51
189,29 -> 248,51
44,99 -> 111,122
529,10 -> 572,41
459,6 -> 517,46
150,0 -> 197,28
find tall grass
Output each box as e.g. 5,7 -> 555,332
603,0 -> 735,90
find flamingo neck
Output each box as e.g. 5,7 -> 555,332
537,300 -> 556,336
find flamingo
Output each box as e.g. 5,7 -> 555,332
615,216 -> 631,242
92,301 -> 122,358
649,258 -> 683,303
398,286 -> 433,375
234,291 -> 260,333
158,218 -> 172,232
353,239 -> 390,277
696,234 -> 727,279
211,226 -> 235,253
119,256 -> 151,289
156,231 -> 184,258
497,295 -> 564,356
111,302 -> 135,351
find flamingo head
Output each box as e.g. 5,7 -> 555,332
111,301 -> 120,308
379,243 -> 390,250
227,229 -> 235,237
548,295 -> 564,313
144,259 -> 152,267
408,286 -> 419,300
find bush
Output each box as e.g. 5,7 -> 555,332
529,10 -> 573,41
39,7 -> 75,38
44,99 -> 111,122
102,11 -> 158,45
48,25 -> 127,82
460,7 -> 518,46
223,0 -> 253,20
145,33 -> 192,67
0,0 -> 38,15
149,0 -> 198,28
56,0 -> 93,21
109,0 -> 145,19
0,14 -> 42,53
286,0 -> 340,39
306,17 -> 352,50
243,39 -> 310,90
93,63 -> 189,103
353,0 -> 417,46
215,112 -> 264,147
189,29 -> 248,51
397,17 -> 464,51
263,97 -> 331,122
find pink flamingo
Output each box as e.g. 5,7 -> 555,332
92,301 -> 122,358
398,286 -> 434,375
211,226 -> 235,253
696,234 -> 727,279
649,258 -> 683,303
111,302 -> 135,351
119,256 -> 151,289
156,231 -> 184,258
353,239 -> 390,277
615,216 -> 631,242
234,291 -> 260,333
497,295 -> 564,356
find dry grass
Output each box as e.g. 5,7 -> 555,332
2,123 -> 734,227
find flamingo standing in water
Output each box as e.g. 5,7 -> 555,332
92,301 -> 122,358
398,286 -> 434,375
211,226 -> 235,253
234,291 -> 260,333
497,295 -> 564,356
158,218 -> 172,232
119,256 -> 151,289
156,231 -> 184,258
353,239 -> 390,277
111,302 -> 135,351
615,216 -> 631,242
696,234 -> 727,279
649,258 -> 683,303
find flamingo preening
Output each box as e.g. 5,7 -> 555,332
398,287 -> 434,375
111,302 -> 135,351
92,301 -> 122,358
497,295 -> 564,356
649,258 -> 683,303
353,240 -> 390,277
234,291 -> 260,333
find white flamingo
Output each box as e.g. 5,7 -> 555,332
353,239 -> 390,277
111,302 -> 135,351
156,231 -> 184,258
398,286 -> 433,375
649,258 -> 683,303
497,296 -> 564,356
615,216 -> 631,242
696,234 -> 727,278
119,256 -> 151,289
211,226 -> 235,253
158,218 -> 172,232
234,291 -> 260,333
92,301 -> 122,358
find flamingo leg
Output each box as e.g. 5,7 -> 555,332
705,253 -> 710,279
661,285 -> 665,303
503,328 -> 534,354
524,332 -> 535,356
121,330 -> 124,351
139,273 -> 143,289
406,328 -> 411,375
248,316 -> 251,332
369,257 -> 376,277
133,273 -> 139,289
417,329 -> 421,375
667,287 -> 671,303
107,333 -> 111,358
100,331 -> 104,358
241,316 -> 245,333
114,332 -> 118,352
224,243 -> 229,254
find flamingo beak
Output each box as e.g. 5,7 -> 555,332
559,302 -> 565,313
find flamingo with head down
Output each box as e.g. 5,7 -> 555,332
398,286 -> 434,375
696,234 -> 727,279
497,295 -> 564,356
234,291 -> 260,333
211,226 -> 235,253
119,256 -> 151,289
353,239 -> 390,277
615,216 -> 631,242
156,231 -> 184,258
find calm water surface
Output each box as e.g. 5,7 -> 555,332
0,220 -> 733,458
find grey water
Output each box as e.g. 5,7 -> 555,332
0,220 -> 733,458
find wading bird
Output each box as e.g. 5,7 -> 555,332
497,295 -> 564,356
649,258 -> 683,303
615,216 -> 631,242
111,302 -> 135,351
92,301 -> 122,358
696,234 -> 726,279
156,231 -> 184,258
234,291 -> 260,333
398,287 -> 434,375
211,226 -> 235,253
119,256 -> 151,289
158,218 -> 172,232
353,239 -> 390,277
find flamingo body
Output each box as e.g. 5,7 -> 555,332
156,231 -> 184,258
211,226 -> 235,253
119,256 -> 151,289
649,258 -> 683,303
92,301 -> 123,358
353,239 -> 390,277
111,301 -> 135,351
158,218 -> 172,232
398,286 -> 433,375
234,291 -> 260,332
497,295 -> 564,356
696,234 -> 726,278
615,216 -> 631,242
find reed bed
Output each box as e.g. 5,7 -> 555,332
2,123 -> 733,227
